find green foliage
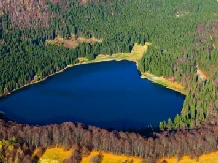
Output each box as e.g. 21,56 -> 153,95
0,0 -> 218,130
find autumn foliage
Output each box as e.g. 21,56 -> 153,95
0,118 -> 218,162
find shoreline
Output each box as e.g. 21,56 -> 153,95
0,42 -> 186,98
0,58 -> 121,98
141,72 -> 186,95
0,64 -> 74,98
0,58 -> 186,99
86,57 -> 186,95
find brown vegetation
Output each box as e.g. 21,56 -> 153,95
0,0 -> 112,30
197,68 -> 209,80
0,0 -> 51,29
46,35 -> 102,49
1,118 -> 218,162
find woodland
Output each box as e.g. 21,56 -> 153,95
0,0 -> 218,162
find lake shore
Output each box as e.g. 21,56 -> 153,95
141,72 -> 186,95
0,58 -> 124,98
0,64 -> 74,98
0,43 -> 146,98
81,42 -> 186,95
0,42 -> 185,98
78,59 -> 186,95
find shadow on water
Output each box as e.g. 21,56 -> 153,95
0,110 -> 159,137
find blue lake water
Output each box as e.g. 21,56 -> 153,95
0,61 -> 185,129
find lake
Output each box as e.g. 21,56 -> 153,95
0,61 -> 185,129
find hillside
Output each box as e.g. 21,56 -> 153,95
0,0 -> 218,162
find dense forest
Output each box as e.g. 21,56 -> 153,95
0,0 -> 218,162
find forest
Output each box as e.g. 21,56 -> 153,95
0,0 -> 218,162
1,118 -> 218,163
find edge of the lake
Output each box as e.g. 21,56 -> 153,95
0,42 -> 186,98
79,58 -> 186,95
0,59 -> 186,99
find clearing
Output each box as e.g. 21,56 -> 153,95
158,151 -> 218,163
87,42 -> 151,67
46,35 -> 102,49
37,148 -> 72,163
81,151 -> 142,163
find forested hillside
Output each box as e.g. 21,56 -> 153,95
138,1 -> 218,129
0,0 -> 218,162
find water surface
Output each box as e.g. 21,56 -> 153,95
0,61 -> 185,129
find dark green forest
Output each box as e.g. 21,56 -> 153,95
0,0 -> 218,161
1,0 -> 218,129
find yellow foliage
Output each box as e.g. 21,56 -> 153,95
8,145 -> 14,151
141,72 -> 185,95
163,78 -> 184,90
158,151 -> 218,163
197,68 -> 209,79
39,148 -> 72,163
81,151 -> 142,163
78,57 -> 89,63
0,139 -> 14,150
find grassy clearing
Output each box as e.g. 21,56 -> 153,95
158,151 -> 218,163
26,147 -> 218,163
38,149 -> 142,163
87,42 -> 151,66
38,148 -> 72,163
81,151 -> 142,163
